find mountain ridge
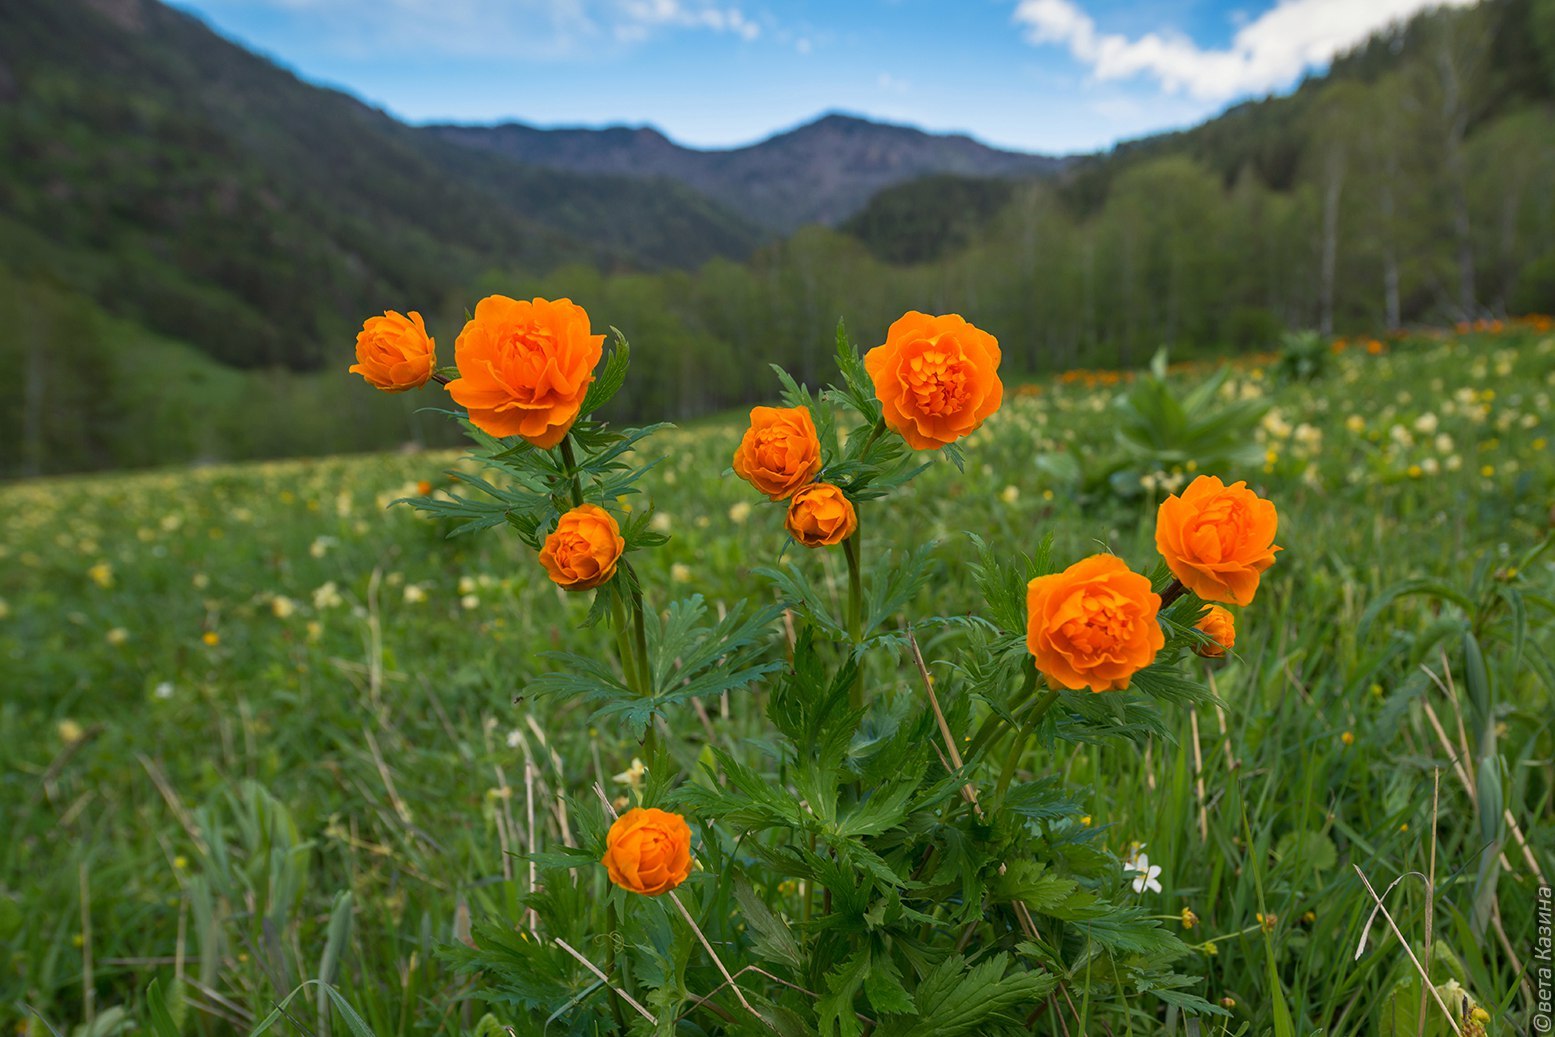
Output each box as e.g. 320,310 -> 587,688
429,112 -> 1067,231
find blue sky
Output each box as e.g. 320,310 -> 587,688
172,0 -> 1468,154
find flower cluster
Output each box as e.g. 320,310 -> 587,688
730,309 -> 1004,549
349,294 -> 1286,1030
1024,475 -> 1277,692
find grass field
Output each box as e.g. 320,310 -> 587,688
3,326 -> 1553,1035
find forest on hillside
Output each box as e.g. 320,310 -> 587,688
2,0 -> 1553,475
516,0 -> 1555,422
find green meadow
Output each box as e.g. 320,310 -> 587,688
3,326 -> 1552,1035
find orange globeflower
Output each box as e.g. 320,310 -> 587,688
601,807 -> 693,896
865,311 -> 1003,450
1026,555 -> 1163,692
349,310 -> 436,392
1194,605 -> 1236,658
1156,475 -> 1280,607
732,406 -> 822,500
446,296 -> 604,448
785,483 -> 857,547
538,505 -> 624,590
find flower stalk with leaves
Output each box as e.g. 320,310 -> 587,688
349,299 -> 1282,1034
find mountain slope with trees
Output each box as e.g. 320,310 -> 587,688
3,0 -> 1553,477
0,0 -> 765,371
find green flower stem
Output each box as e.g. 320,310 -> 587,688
557,435 -> 585,508
854,416 -> 886,459
994,688 -> 1062,801
964,666 -> 1041,765
842,520 -> 864,713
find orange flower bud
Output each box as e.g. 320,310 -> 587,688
784,482 -> 857,547
1156,475 -> 1280,607
732,406 -> 822,501
864,311 -> 1003,450
1026,555 -> 1163,692
538,504 -> 624,590
349,310 -> 436,392
1194,605 -> 1236,658
446,296 -> 604,448
601,807 -> 693,896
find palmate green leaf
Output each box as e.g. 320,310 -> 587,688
1066,905 -> 1188,957
874,953 -> 1055,1037
755,563 -> 846,636
967,532 -> 1055,634
526,652 -> 634,709
732,880 -> 806,973
647,594 -> 786,704
865,544 -> 940,637
680,748 -> 807,830
1127,663 -> 1215,709
1003,775 -> 1083,824
578,328 -> 631,418
830,318 -> 880,425
442,920 -> 590,1022
817,948 -> 872,1037
833,779 -> 917,839
771,362 -> 839,453
1058,689 -> 1173,745
863,950 -> 917,1016
1134,973 -> 1230,1018
991,860 -> 1079,912
769,629 -> 861,769
396,492 -> 515,538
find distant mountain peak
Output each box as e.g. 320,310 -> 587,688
430,110 -> 1064,230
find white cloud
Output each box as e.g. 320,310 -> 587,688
620,0 -> 760,41
876,72 -> 910,93
1013,0 -> 1476,101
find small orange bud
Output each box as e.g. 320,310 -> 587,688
349,311 -> 436,392
784,483 -> 857,547
538,505 -> 625,591
1194,605 -> 1236,658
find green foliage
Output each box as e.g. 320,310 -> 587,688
2,328 -> 1550,1036
1278,329 -> 1330,383
1113,351 -> 1271,472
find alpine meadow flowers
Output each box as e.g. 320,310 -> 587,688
348,300 -> 1288,1031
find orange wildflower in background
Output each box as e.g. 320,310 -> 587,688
601,807 -> 693,896
538,504 -> 624,590
785,483 -> 857,547
1156,476 -> 1280,607
446,296 -> 604,448
865,311 -> 1003,450
349,310 -> 436,392
732,406 -> 823,500
1194,605 -> 1236,658
1026,555 -> 1163,692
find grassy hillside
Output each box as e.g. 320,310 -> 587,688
2,325 -> 1550,1033
0,0 -> 764,373
0,268 -> 467,477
